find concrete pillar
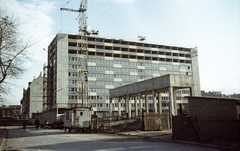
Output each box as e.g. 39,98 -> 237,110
173,90 -> 177,115
128,97 -> 132,118
139,93 -> 142,116
152,90 -> 157,113
118,97 -> 121,116
158,92 -> 162,114
134,96 -> 138,117
125,97 -> 128,117
128,95 -> 132,118
145,94 -> 149,114
109,98 -> 113,117
189,87 -> 193,96
169,87 -> 176,116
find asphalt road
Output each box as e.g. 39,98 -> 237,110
2,126 -> 226,151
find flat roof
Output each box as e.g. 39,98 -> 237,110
187,96 -> 240,105
187,96 -> 240,101
109,74 -> 193,98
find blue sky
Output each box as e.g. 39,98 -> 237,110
1,0 -> 240,105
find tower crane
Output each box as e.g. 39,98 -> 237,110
61,0 -> 89,107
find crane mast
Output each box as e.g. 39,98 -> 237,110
61,0 -> 89,107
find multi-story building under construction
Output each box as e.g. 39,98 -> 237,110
45,33 -> 201,118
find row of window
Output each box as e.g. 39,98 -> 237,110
68,41 -> 191,56
68,35 -> 191,53
68,95 -> 110,100
68,88 -> 109,95
68,48 -> 192,63
68,57 -> 192,70
87,44 -> 191,57
68,96 -> 187,102
87,66 -> 185,72
68,81 -> 191,94
91,102 -> 170,108
88,51 -> 191,63
68,71 -> 192,83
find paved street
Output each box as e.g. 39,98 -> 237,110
2,126 -> 225,151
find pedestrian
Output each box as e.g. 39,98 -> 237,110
22,120 -> 27,132
34,118 -> 40,130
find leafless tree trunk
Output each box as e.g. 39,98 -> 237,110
0,10 -> 31,94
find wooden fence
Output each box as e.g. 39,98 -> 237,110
90,112 -> 171,132
0,119 -> 29,126
143,112 -> 170,131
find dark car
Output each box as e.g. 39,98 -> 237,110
51,121 -> 64,129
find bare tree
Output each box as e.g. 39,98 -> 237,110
0,11 -> 31,93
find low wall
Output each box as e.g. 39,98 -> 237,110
0,119 -> 30,126
172,115 -> 240,148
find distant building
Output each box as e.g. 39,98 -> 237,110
20,82 -> 30,119
230,93 -> 240,99
0,105 -> 21,119
20,73 -> 44,119
201,90 -> 226,97
201,90 -> 240,99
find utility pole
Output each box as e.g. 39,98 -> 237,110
61,0 -> 89,107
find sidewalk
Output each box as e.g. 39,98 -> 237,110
117,130 -> 240,151
118,129 -> 173,142
0,128 -> 8,151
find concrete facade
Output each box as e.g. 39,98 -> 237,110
29,74 -> 44,118
47,33 -> 201,117
109,74 -> 194,117
20,83 -> 30,119
21,73 -> 44,119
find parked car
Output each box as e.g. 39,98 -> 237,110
51,121 -> 64,129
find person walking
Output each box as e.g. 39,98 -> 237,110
22,120 -> 27,132
34,118 -> 40,130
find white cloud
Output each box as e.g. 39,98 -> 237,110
0,0 -> 57,105
0,0 -> 56,63
101,0 -> 135,4
115,0 -> 135,3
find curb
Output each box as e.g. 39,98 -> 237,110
117,132 -> 240,151
117,132 -> 173,143
172,139 -> 240,151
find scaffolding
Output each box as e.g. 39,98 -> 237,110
42,63 -> 53,110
